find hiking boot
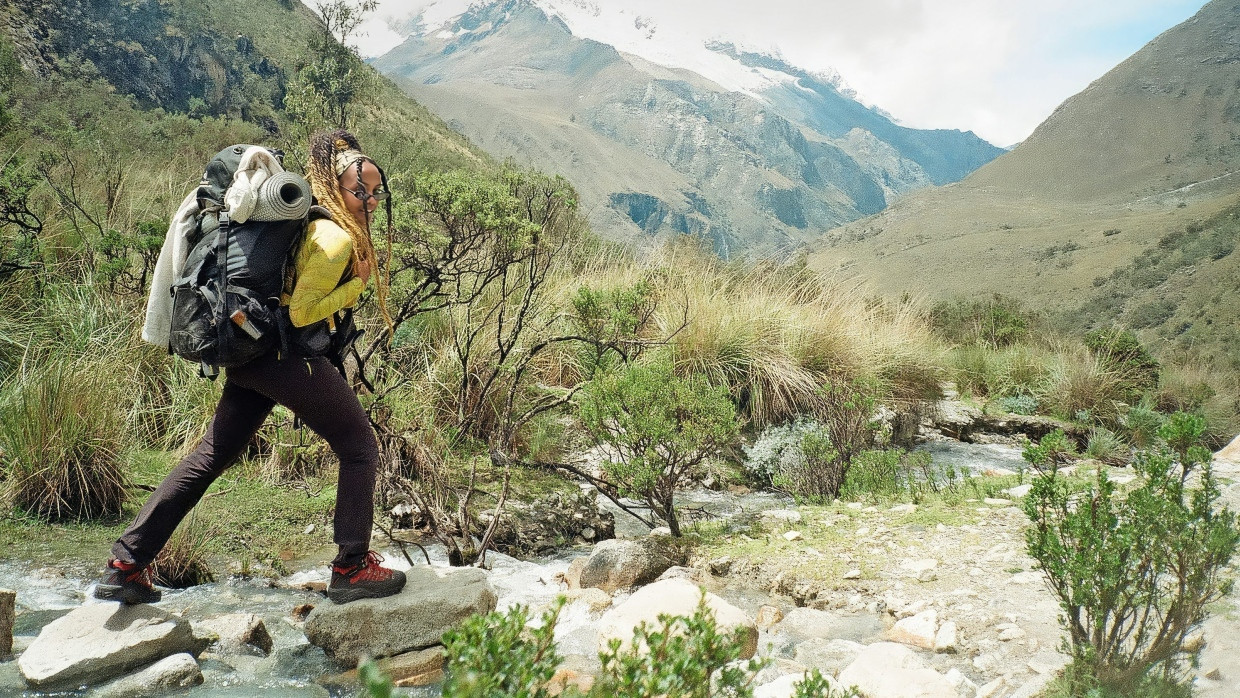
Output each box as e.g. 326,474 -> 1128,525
94,558 -> 162,604
326,551 -> 406,604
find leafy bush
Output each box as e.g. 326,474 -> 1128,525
998,394 -> 1038,416
743,418 -> 843,503
434,595 -> 858,698
1022,413 -> 1240,693
1121,401 -> 1165,449
579,360 -> 738,536
838,448 -> 947,502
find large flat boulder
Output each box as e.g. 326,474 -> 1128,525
597,578 -> 757,658
17,603 -> 206,689
578,538 -> 684,593
304,565 -> 496,666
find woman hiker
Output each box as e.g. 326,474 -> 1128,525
94,129 -> 406,605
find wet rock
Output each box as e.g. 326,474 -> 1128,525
194,613 -> 273,655
578,538 -> 684,593
836,642 -> 956,698
598,578 -> 757,658
18,603 -> 207,689
94,653 -> 203,698
304,566 -> 496,666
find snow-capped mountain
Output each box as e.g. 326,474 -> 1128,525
375,0 -> 1002,256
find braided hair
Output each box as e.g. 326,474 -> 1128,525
305,129 -> 393,338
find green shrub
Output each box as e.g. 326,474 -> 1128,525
432,594 -> 858,698
579,359 -> 738,536
1021,429 -> 1078,470
0,359 -> 128,520
839,448 -> 947,502
1121,401 -> 1165,449
929,294 -> 1037,349
1022,412 -> 1240,693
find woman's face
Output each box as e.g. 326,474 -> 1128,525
337,160 -> 384,229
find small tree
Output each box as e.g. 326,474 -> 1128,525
579,360 -> 737,536
1023,413 -> 1239,694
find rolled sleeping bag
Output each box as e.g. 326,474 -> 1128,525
249,171 -> 312,222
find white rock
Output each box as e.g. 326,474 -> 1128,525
650,526 -> 672,536
783,531 -> 803,542
901,559 -> 939,574
1003,484 -> 1032,498
890,504 -> 917,514
597,578 -> 757,658
976,677 -> 1006,698
842,569 -> 862,580
794,638 -> 863,676
1008,673 -> 1054,698
837,642 -> 957,698
755,672 -> 836,698
983,498 -> 1011,506
889,609 -> 938,650
194,613 -> 272,655
997,625 -> 1026,641
856,526 -> 871,537
943,667 -> 976,694
934,621 -> 958,653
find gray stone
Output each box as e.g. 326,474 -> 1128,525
656,566 -> 705,584
194,613 -> 273,655
755,671 -> 837,698
578,538 -> 683,593
888,609 -> 937,649
793,638 -> 863,676
304,565 -> 496,666
17,603 -> 206,689
760,510 -> 803,525
94,653 -> 203,698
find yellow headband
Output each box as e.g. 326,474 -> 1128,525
333,149 -> 369,177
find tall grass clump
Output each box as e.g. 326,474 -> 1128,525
0,358 -> 129,520
1040,345 -> 1127,424
638,242 -> 943,428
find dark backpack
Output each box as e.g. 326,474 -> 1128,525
168,144 -> 311,378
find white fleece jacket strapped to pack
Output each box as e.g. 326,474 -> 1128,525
141,189 -> 201,346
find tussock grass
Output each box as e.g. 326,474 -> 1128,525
0,358 -> 129,520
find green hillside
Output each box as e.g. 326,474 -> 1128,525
807,0 -> 1240,372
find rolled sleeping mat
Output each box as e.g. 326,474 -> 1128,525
249,171 -> 312,222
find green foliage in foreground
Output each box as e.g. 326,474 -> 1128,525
1022,414 -> 1239,695
394,596 -> 859,698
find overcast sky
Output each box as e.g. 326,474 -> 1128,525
354,0 -> 1209,147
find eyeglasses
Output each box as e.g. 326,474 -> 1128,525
344,186 -> 390,205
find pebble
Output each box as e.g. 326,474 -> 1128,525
783,531 -> 803,542
842,569 -> 862,580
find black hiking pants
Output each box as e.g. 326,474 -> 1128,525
112,352 -> 378,568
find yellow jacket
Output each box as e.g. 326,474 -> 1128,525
282,218 -> 365,329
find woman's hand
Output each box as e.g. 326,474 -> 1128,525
355,257 -> 372,285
